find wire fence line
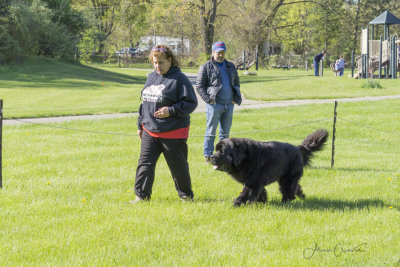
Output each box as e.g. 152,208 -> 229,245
339,117 -> 400,136
10,119 -> 137,137
3,106 -> 137,111
192,118 -> 334,138
10,117 -> 333,138
8,116 -> 400,138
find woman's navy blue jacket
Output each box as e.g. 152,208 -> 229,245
137,66 -> 198,132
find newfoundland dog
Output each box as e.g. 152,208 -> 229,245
211,129 -> 328,206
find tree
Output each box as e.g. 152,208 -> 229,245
0,0 -> 11,16
198,0 -> 218,54
224,0 -> 286,55
271,0 -> 359,59
147,0 -> 219,55
274,1 -> 318,57
73,0 -> 122,53
7,0 -> 83,61
43,0 -> 86,37
92,0 -> 121,52
73,0 -> 148,55
0,0 -> 20,63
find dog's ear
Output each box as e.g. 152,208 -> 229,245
215,140 -> 223,152
230,140 -> 246,170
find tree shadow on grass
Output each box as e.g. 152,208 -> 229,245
239,77 -> 293,85
0,61 -> 147,87
77,64 -> 147,84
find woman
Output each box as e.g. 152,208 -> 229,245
131,44 -> 198,203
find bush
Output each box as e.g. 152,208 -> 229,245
361,80 -> 383,89
4,0 -> 83,62
195,53 -> 211,66
77,29 -> 99,63
0,24 -> 21,64
180,56 -> 199,68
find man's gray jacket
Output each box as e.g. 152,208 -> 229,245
196,59 -> 242,105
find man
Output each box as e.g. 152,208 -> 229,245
196,41 -> 242,162
313,50 -> 326,76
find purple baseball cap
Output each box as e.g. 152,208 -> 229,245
212,41 -> 226,52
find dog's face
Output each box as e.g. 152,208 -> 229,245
211,139 -> 245,173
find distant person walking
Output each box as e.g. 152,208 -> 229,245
397,42 -> 400,72
313,50 -> 327,76
338,55 -> 345,76
132,44 -> 198,203
334,59 -> 340,76
196,41 -> 242,162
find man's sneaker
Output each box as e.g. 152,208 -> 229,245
129,196 -> 146,204
205,156 -> 212,164
180,195 -> 194,202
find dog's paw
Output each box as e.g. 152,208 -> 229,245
281,196 -> 295,203
246,200 -> 257,205
297,193 -> 306,199
233,198 -> 244,207
256,189 -> 268,203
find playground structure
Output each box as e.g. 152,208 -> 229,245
354,10 -> 400,79
234,50 -> 259,70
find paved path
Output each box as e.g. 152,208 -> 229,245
4,73 -> 400,126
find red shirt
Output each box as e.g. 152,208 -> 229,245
143,126 -> 189,139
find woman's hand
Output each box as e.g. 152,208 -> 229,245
154,107 -> 170,118
138,129 -> 143,139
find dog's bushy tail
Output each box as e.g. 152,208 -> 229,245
299,129 -> 329,167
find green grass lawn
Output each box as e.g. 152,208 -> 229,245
1,100 -> 399,266
1,57 -> 399,119
0,57 -> 148,119
239,68 -> 400,101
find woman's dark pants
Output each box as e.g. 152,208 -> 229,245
134,131 -> 193,199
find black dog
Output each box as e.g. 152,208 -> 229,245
211,129 -> 328,206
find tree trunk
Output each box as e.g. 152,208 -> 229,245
324,15 -> 328,51
264,0 -> 285,26
200,0 -> 217,55
353,0 -> 361,52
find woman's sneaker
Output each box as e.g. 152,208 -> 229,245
180,195 -> 194,202
129,196 -> 147,204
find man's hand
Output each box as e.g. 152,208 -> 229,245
138,129 -> 143,139
154,107 -> 170,118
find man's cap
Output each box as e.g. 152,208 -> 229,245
212,41 -> 226,52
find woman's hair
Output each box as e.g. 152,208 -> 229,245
149,44 -> 180,66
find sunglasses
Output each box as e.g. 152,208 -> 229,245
152,47 -> 167,53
